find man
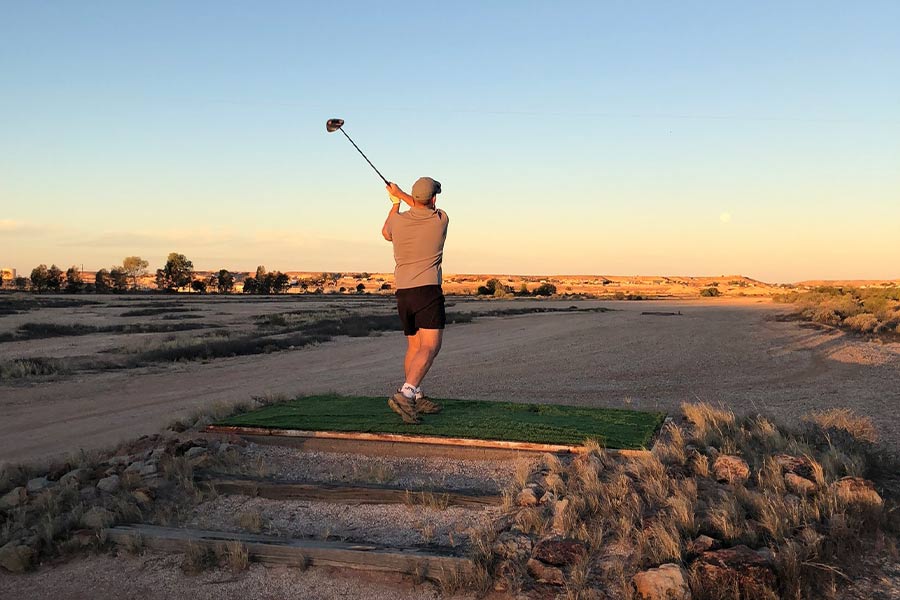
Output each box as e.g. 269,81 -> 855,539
381,177 -> 449,424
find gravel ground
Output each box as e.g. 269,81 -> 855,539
239,444 -> 527,492
0,553 -> 469,600
185,494 -> 500,549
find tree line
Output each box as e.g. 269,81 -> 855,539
2,253 -> 375,295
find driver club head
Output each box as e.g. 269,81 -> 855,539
326,118 -> 344,133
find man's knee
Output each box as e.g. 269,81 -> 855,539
418,330 -> 443,357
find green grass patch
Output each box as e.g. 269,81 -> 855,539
217,394 -> 664,449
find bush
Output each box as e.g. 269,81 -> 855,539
699,287 -> 720,297
532,283 -> 557,297
843,312 -> 879,333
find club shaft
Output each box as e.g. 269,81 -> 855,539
340,129 -> 389,185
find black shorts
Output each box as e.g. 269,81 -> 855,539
396,285 -> 446,336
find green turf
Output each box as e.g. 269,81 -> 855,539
217,395 -> 665,450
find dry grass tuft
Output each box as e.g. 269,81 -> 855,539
681,402 -> 736,446
221,540 -> 250,572
804,408 -> 878,444
237,510 -> 264,533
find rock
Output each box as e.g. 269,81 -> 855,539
543,472 -> 564,493
832,477 -> 883,509
97,474 -> 121,494
686,535 -> 720,556
60,468 -> 91,487
217,442 -> 235,455
526,558 -> 565,585
25,477 -> 52,494
0,541 -> 34,573
107,454 -> 131,466
756,547 -> 775,563
551,498 -> 570,533
691,544 -> 776,597
532,537 -> 586,567
516,488 -> 539,507
0,487 -> 26,509
633,563 -> 690,600
712,455 -> 750,484
81,506 -> 115,529
79,486 -> 99,502
185,446 -> 208,460
150,447 -> 167,460
773,454 -> 814,479
124,461 -> 146,474
139,462 -> 158,477
540,490 -> 557,505
492,531 -> 533,560
81,506 -> 116,529
784,473 -> 817,496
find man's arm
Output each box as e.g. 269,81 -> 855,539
387,182 -> 415,207
381,202 -> 399,241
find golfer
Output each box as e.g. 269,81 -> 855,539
381,177 -> 449,424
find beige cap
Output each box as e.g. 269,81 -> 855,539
412,177 -> 442,202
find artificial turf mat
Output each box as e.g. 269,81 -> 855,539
217,395 -> 665,450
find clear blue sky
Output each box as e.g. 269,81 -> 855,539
2,1 -> 898,282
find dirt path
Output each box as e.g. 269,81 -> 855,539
2,299 -> 899,465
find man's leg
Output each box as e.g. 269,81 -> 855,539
404,332 -> 420,382
405,328 -> 443,388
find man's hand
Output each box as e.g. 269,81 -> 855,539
386,183 -> 401,205
386,182 -> 415,207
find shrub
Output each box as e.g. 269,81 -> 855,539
699,287 -> 720,297
843,312 -> 879,333
533,283 -> 557,297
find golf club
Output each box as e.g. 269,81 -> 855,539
326,118 -> 389,185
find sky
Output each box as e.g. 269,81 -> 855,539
1,1 -> 898,283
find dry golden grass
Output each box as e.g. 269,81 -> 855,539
804,408 -> 878,444
237,510 -> 264,533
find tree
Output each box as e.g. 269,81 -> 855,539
110,267 -> 129,293
122,256 -> 149,290
65,266 -> 84,293
14,277 -> 28,291
356,283 -> 366,294
46,265 -> 64,292
272,272 -> 290,294
700,287 -> 721,297
216,269 -> 235,294
30,265 -> 49,292
190,279 -> 207,293
242,277 -> 258,294
94,269 -> 111,293
156,252 -> 194,292
255,266 -> 267,283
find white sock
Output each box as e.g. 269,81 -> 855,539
400,382 -> 418,399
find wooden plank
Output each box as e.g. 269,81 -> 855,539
196,474 -> 502,507
104,525 -> 474,581
206,425 -> 584,453
205,425 -> 652,459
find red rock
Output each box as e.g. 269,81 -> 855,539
633,563 -> 690,600
532,537 -> 586,567
516,488 -> 539,507
691,544 -> 776,596
773,454 -> 814,478
712,455 -> 750,484
526,558 -> 565,585
686,534 -> 720,556
784,473 -> 817,496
